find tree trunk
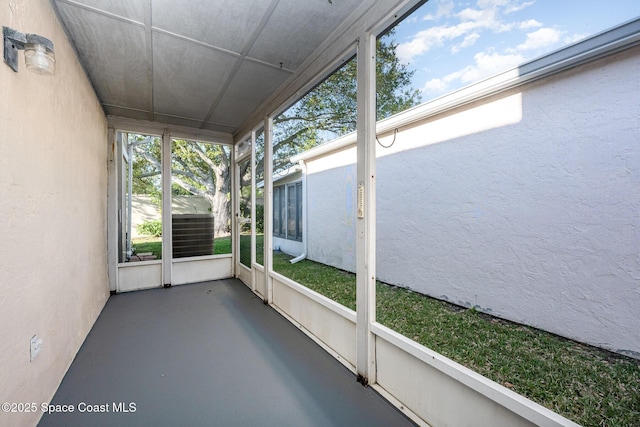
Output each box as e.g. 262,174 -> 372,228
207,166 -> 231,237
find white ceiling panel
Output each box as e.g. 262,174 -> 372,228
56,3 -> 152,112
151,0 -> 272,54
52,0 -> 401,139
61,0 -> 148,23
208,60 -> 291,127
247,0 -> 361,70
152,32 -> 239,122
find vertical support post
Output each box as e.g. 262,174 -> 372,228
161,130 -> 172,287
127,142 -> 133,256
356,32 -> 377,385
263,117 -> 274,304
107,127 -> 118,293
231,145 -> 238,277
250,130 -> 257,293
119,133 -> 128,266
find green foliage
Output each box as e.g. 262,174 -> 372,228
130,135 -> 162,197
254,204 -> 264,234
239,201 -> 265,234
270,30 -> 421,173
129,136 -> 232,236
375,32 -> 422,121
132,137 -> 231,200
170,140 -> 231,197
171,183 -> 192,196
137,220 -> 162,237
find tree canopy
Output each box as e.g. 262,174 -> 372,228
271,30 -> 421,173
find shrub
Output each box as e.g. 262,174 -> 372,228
239,201 -> 265,233
138,220 -> 162,237
255,204 -> 264,233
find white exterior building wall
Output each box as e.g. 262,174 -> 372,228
0,2 -> 109,425
306,148 -> 358,272
303,46 -> 640,357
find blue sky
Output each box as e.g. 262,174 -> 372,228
387,0 -> 640,99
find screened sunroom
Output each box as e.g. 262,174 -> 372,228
2,0 -> 639,426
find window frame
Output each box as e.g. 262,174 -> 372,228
273,181 -> 302,242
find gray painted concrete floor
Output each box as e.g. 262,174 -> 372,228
39,279 -> 415,427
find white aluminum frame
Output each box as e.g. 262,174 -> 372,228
107,120 -> 234,293
355,31 -> 377,385
263,117 -> 274,304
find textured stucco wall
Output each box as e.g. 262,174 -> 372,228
305,48 -> 640,357
306,147 -> 358,272
0,1 -> 109,426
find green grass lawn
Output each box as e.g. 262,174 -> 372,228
273,252 -> 640,427
239,234 -> 264,267
131,236 -> 232,259
132,234 -> 260,263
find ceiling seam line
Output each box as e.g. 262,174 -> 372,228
105,106 -> 236,128
155,112 -> 237,129
244,56 -> 294,73
199,0 -> 282,129
56,0 -> 145,27
104,104 -> 236,129
197,60 -> 244,130
237,0 -> 281,59
146,0 -> 154,122
151,27 -> 242,59
103,104 -> 151,113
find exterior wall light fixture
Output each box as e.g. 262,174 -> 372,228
3,26 -> 55,75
